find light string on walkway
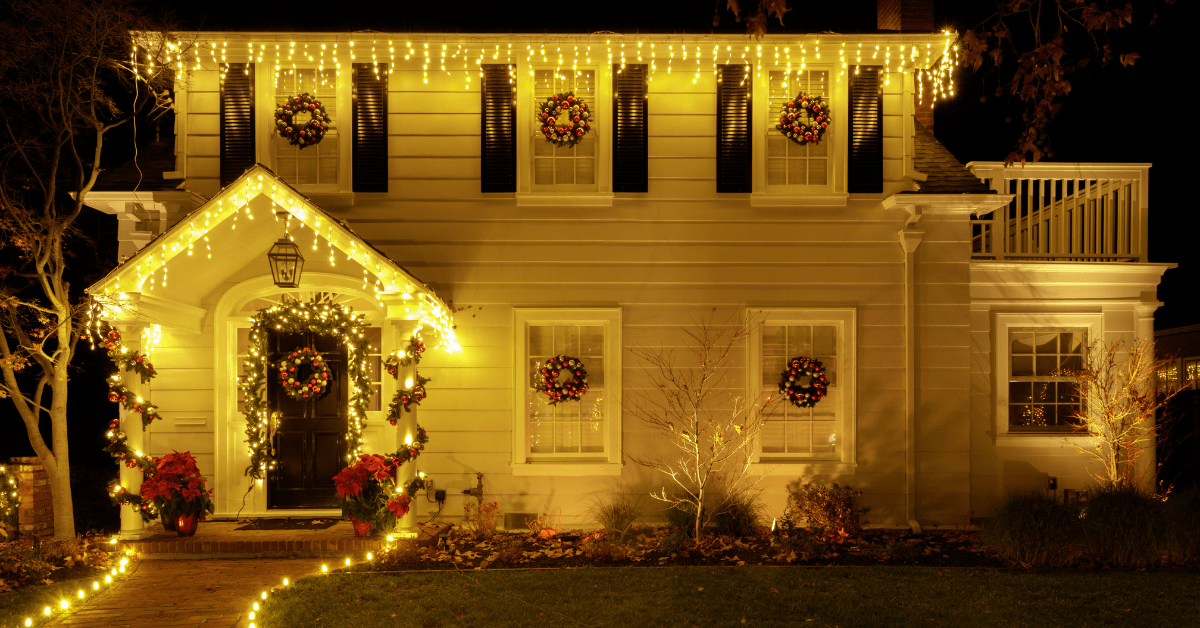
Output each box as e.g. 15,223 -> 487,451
20,546 -> 136,628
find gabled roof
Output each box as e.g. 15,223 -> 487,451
909,121 -> 994,194
87,164 -> 456,345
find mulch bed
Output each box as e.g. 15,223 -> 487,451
362,527 -> 1007,571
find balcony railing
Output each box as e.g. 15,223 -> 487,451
966,162 -> 1150,262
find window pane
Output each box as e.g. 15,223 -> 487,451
585,357 -> 603,388
1060,354 -> 1082,372
813,421 -> 837,453
761,421 -> 785,453
808,158 -> 828,186
788,159 -> 806,185
813,326 -> 836,356
581,421 -> 604,453
534,158 -> 554,184
1012,333 -> 1033,354
1011,355 -> 1033,377
1035,355 -> 1058,376
579,326 -> 604,355
787,325 -> 812,357
1034,332 -> 1057,354
530,419 -> 552,453
554,325 -> 580,355
556,421 -> 580,453
555,158 -> 575,184
1060,332 -> 1083,354
575,157 -> 595,185
787,421 -> 811,454
529,326 -> 552,356
1009,381 -> 1032,403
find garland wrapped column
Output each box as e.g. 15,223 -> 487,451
387,324 -> 425,534
114,325 -> 154,540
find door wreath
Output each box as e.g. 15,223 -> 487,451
532,354 -> 588,405
275,93 -> 331,148
538,91 -> 592,148
776,92 -> 830,145
778,356 -> 828,408
278,347 -> 331,400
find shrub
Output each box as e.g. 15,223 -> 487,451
712,491 -> 763,537
783,482 -> 869,535
1082,483 -> 1169,567
589,494 -> 644,539
982,491 -> 1082,567
1165,486 -> 1200,562
664,501 -> 701,537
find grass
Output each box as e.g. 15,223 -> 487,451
260,565 -> 1200,627
0,577 -> 110,628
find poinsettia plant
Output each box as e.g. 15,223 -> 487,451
138,451 -> 215,521
333,454 -> 412,533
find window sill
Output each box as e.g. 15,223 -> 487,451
748,462 -> 856,475
995,433 -> 1098,447
510,461 -> 623,476
750,193 -> 849,207
516,193 -> 614,207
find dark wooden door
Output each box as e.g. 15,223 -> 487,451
267,331 -> 347,509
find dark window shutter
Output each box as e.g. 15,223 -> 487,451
716,65 -> 752,193
353,64 -> 389,193
220,63 -> 255,187
612,64 -> 648,193
848,67 -> 883,194
480,64 -> 516,193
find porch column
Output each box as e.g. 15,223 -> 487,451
389,319 -> 421,536
1133,299 -> 1161,491
898,225 -> 924,532
116,324 -> 154,540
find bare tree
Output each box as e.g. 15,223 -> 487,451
1063,338 -> 1181,488
0,0 -> 180,540
625,309 -> 775,539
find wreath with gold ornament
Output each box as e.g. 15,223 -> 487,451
532,354 -> 588,405
778,356 -> 828,408
278,347 -> 331,401
274,93 -> 331,148
776,92 -> 831,145
538,91 -> 592,148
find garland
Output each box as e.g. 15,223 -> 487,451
778,356 -> 829,408
532,354 -> 588,406
0,464 -> 21,534
241,295 -> 372,482
775,93 -> 831,145
538,91 -> 592,148
384,336 -> 425,376
387,372 -> 430,425
277,346 -> 332,401
275,93 -> 331,148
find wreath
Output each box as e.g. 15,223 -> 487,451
532,354 -> 588,406
277,347 -> 331,401
776,92 -> 831,145
778,356 -> 829,408
274,93 -> 331,149
538,91 -> 592,148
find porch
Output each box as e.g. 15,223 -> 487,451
967,162 -> 1150,262
116,520 -> 385,559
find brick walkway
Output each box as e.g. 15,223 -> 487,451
46,558 -> 326,627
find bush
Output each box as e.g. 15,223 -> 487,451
1165,486 -> 1200,562
783,482 -> 869,534
1082,483 -> 1169,567
589,494 -> 644,539
664,501 -> 701,537
982,491 -> 1082,567
712,491 -> 763,537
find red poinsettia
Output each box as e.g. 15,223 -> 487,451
138,451 -> 215,521
386,495 -> 412,518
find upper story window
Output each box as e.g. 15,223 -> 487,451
766,70 -> 830,187
532,69 -> 596,190
274,69 -> 339,186
1008,330 -> 1084,432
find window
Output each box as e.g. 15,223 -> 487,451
532,69 -> 596,188
274,69 -> 339,186
1186,358 -> 1200,390
749,309 -> 856,468
512,309 -> 622,475
767,70 -> 829,187
1008,330 -> 1084,432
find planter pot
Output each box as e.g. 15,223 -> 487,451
349,516 -> 372,538
160,512 -> 177,532
175,513 -> 200,537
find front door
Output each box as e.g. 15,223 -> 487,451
267,330 -> 347,509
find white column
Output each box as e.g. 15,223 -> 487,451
1134,300 -> 1161,491
389,320 -> 421,536
898,225 -> 924,532
116,324 -> 154,540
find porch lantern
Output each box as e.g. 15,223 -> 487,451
267,239 -> 305,288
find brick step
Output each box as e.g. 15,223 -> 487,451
117,520 -> 388,559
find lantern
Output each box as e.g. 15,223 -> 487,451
266,239 -> 305,288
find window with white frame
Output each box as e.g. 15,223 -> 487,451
274,69 -> 339,186
1007,329 -> 1084,432
766,70 -> 830,187
513,309 -> 621,473
750,309 -> 855,464
532,69 -> 596,188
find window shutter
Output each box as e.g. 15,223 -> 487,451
352,64 -> 389,193
480,64 -> 516,193
848,67 -> 883,194
220,63 -> 255,187
716,65 -> 752,193
612,64 -> 648,193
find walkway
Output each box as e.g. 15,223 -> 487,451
46,558 -> 326,627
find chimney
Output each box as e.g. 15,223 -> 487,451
878,0 -> 935,32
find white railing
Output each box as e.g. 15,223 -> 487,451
966,162 -> 1150,262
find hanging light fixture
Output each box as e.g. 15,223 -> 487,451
267,210 -> 304,288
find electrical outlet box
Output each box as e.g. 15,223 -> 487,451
1047,476 -> 1058,490
434,489 -> 446,502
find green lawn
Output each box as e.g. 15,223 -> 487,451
259,566 -> 1200,627
0,577 -> 109,628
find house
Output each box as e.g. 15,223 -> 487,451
87,3 -> 1171,539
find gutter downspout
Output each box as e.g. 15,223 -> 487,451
898,217 -> 925,533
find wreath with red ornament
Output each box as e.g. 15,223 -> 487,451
776,92 -> 831,145
277,347 -> 331,401
532,354 -> 588,405
778,356 -> 829,408
274,93 -> 331,149
538,91 -> 592,148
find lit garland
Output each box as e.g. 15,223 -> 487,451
0,464 -> 19,535
241,295 -> 373,481
18,550 -> 137,628
384,336 -> 426,374
386,373 -> 430,424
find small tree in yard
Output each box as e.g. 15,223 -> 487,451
0,0 -> 179,540
625,309 -> 775,540
1063,339 -> 1182,488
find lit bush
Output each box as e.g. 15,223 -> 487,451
783,482 -> 869,535
982,492 -> 1083,567
1082,483 -> 1169,567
